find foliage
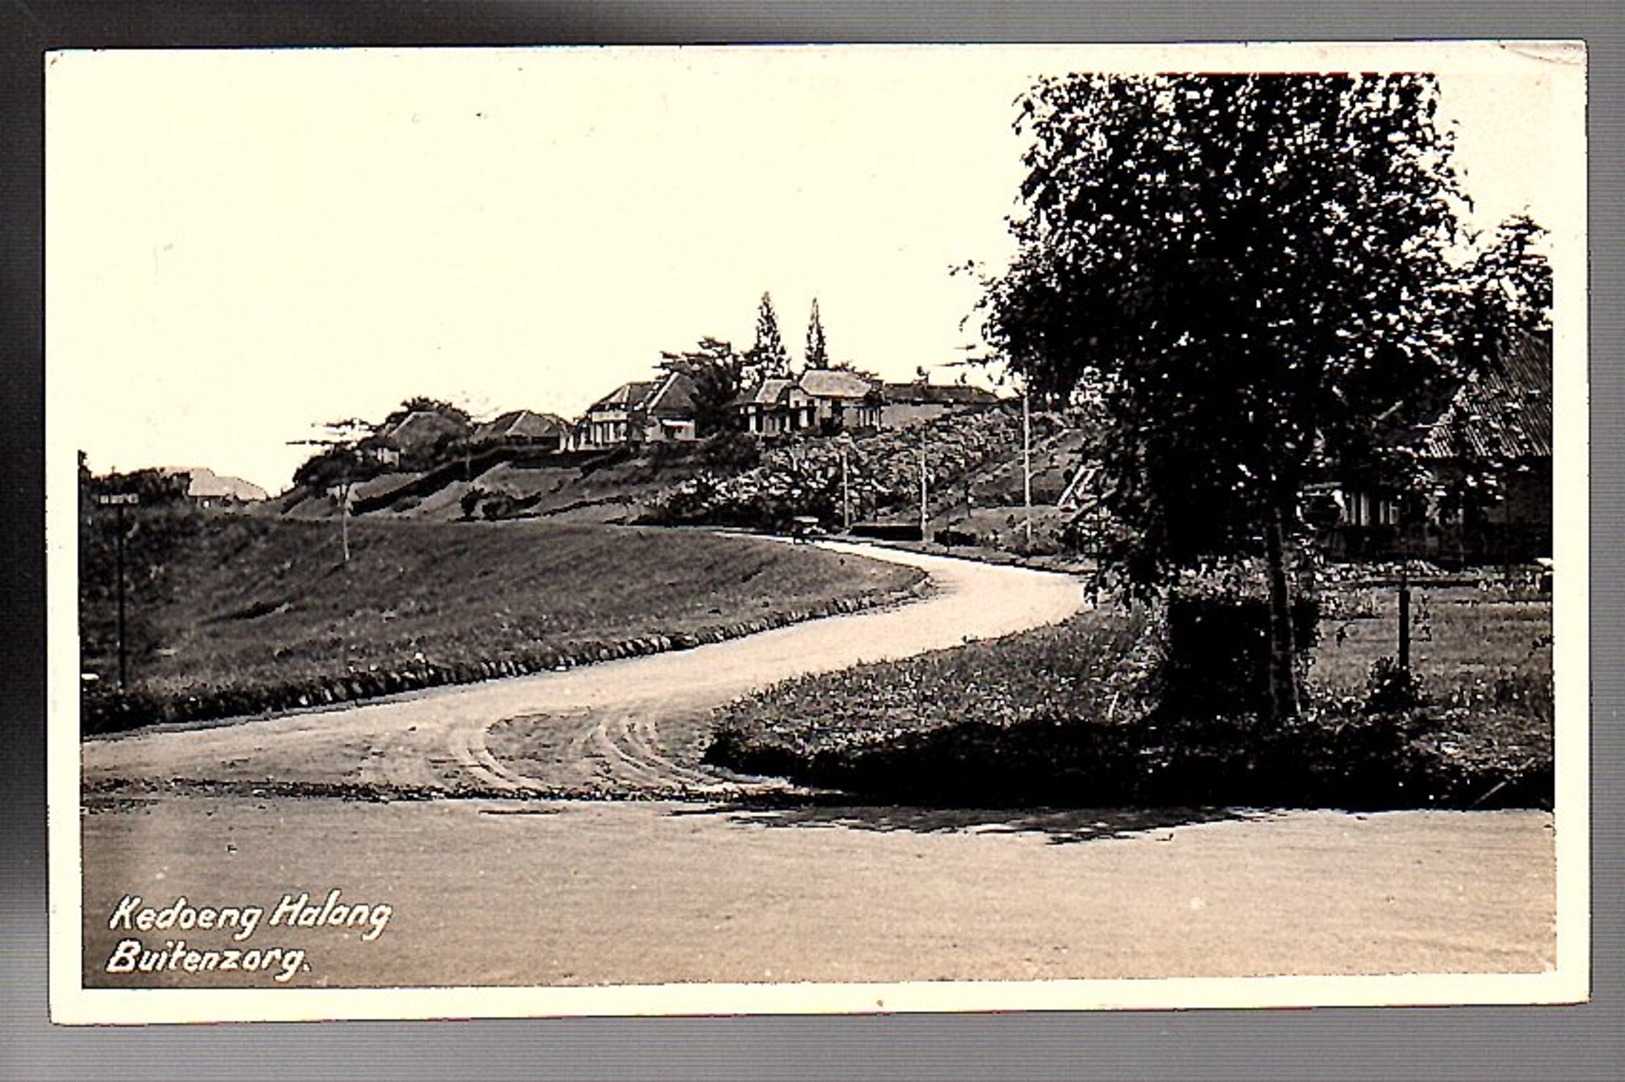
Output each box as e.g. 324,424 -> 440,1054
1365,655 -> 1425,714
805,297 -> 829,370
978,74 -> 1550,585
746,291 -> 791,378
973,74 -> 1551,722
646,406 -> 1056,531
80,465 -> 193,506
660,336 -> 746,438
380,396 -> 473,432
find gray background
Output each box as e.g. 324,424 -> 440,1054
3,3 -> 1619,1079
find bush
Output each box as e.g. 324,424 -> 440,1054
1162,591 -> 1319,715
1364,655 -> 1425,714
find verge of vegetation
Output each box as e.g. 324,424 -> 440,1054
705,571 -> 1555,811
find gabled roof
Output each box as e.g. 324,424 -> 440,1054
1419,331 -> 1553,461
732,378 -> 797,408
883,382 -> 1002,407
798,369 -> 876,400
586,372 -> 697,418
644,371 -> 696,416
473,410 -> 569,442
587,380 -> 658,414
385,410 -> 466,452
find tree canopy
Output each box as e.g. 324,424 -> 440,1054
979,73 -> 1551,589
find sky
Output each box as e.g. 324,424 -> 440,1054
47,42 -> 1584,494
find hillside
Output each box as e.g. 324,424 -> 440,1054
268,407 -> 1101,566
78,510 -> 923,732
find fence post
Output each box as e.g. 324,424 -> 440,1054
1397,572 -> 1411,671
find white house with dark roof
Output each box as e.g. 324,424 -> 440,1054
735,369 -> 883,435
576,372 -> 699,449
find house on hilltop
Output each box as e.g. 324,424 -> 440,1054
734,369 -> 884,436
736,377 -> 813,436
383,409 -> 467,455
880,381 -> 1003,427
575,372 -> 699,449
472,409 -> 569,451
160,467 -> 269,507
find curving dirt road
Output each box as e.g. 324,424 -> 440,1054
82,541 -> 1087,796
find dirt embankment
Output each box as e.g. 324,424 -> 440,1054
80,516 -> 924,734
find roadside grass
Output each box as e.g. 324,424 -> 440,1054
1309,576 -> 1554,713
707,573 -> 1555,810
78,510 -> 922,733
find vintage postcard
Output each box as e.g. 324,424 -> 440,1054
47,41 -> 1587,1023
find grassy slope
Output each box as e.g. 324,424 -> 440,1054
80,511 -> 921,709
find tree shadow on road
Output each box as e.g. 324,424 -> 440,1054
670,800 -> 1279,845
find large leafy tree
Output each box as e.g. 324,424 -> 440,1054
979,73 -> 1549,722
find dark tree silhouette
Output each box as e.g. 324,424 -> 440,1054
805,298 -> 829,370
747,292 -> 791,377
977,73 -> 1551,722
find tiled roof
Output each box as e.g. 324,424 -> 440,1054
733,378 -> 796,407
1419,332 -> 1553,461
645,372 -> 697,415
798,369 -> 876,400
474,410 -> 568,442
588,373 -> 697,417
883,382 -> 1002,406
587,381 -> 657,414
386,410 -> 465,452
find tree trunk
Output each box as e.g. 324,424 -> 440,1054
1264,502 -> 1300,724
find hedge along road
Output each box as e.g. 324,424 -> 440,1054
78,540 -> 1557,992
81,540 -> 1088,795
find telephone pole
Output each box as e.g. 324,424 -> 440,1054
96,492 -> 140,690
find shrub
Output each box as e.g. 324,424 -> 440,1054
1364,655 -> 1425,714
1162,590 -> 1319,716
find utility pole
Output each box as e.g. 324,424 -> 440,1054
1022,376 -> 1033,547
918,434 -> 929,541
1397,569 -> 1412,671
97,492 -> 139,690
839,439 -> 852,532
339,478 -> 352,564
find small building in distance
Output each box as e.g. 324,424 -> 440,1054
735,369 -> 885,436
576,371 -> 699,449
382,409 -> 468,457
471,409 -> 570,452
1316,329 -> 1552,564
736,377 -> 813,436
880,380 -> 1003,428
162,467 -> 269,507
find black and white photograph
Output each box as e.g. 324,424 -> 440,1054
47,41 -> 1587,1023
